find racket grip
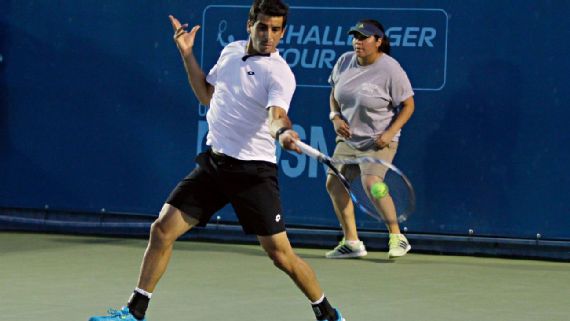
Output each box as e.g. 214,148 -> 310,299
294,140 -> 327,160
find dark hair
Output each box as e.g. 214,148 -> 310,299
360,19 -> 390,55
248,0 -> 289,28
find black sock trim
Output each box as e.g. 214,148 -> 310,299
311,297 -> 338,321
127,291 -> 150,320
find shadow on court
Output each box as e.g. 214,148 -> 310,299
25,233 -> 397,262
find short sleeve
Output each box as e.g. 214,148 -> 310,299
390,66 -> 414,107
205,63 -> 218,86
266,63 -> 296,113
206,43 -> 231,86
328,53 -> 345,87
328,61 -> 339,87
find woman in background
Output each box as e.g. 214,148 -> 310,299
325,19 -> 415,259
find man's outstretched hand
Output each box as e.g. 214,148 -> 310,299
169,15 -> 201,56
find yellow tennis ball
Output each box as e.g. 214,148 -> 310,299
370,182 -> 389,199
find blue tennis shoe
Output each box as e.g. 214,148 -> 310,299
334,309 -> 346,321
88,307 -> 145,321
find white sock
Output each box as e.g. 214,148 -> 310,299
346,239 -> 360,246
311,293 -> 325,305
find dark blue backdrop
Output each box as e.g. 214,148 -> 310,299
1,0 -> 569,240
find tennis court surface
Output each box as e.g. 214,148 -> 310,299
1,232 -> 568,321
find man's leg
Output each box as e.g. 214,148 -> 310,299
127,204 -> 199,318
137,204 -> 199,291
258,232 -> 344,321
89,204 -> 198,321
258,231 -> 322,300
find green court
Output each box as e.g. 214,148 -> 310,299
1,232 -> 569,321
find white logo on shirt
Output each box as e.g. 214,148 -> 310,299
361,83 -> 381,96
275,214 -> 281,222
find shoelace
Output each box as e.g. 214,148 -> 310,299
389,237 -> 396,246
389,236 -> 407,249
333,240 -> 363,254
107,308 -> 129,319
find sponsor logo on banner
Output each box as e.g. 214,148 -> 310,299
200,5 -> 448,91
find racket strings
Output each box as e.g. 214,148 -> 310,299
347,169 -> 413,224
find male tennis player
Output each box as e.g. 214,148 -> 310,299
88,1 -> 345,321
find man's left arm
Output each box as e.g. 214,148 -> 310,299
268,106 -> 301,153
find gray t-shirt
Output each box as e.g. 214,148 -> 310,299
329,52 -> 414,150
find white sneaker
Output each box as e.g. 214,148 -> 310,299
325,239 -> 367,259
388,234 -> 411,258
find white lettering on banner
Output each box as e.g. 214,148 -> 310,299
285,25 -> 351,46
204,6 -> 448,90
280,48 -> 336,69
215,16 -> 439,49
197,121 -> 330,178
216,20 -> 235,47
304,26 -> 320,45
387,27 -> 436,47
278,124 -> 329,178
278,25 -> 437,69
283,24 -> 437,49
285,24 -> 304,44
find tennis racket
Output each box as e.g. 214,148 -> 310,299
295,139 -> 415,224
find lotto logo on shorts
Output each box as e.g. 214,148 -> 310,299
275,214 -> 281,222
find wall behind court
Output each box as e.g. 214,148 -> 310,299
1,0 -> 569,240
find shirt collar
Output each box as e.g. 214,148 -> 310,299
241,52 -> 271,61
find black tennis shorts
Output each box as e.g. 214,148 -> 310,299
166,149 -> 286,236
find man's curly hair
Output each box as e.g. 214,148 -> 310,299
248,0 -> 289,28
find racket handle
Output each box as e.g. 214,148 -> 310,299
294,139 -> 327,161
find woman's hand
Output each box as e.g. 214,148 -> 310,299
333,118 -> 351,139
376,131 -> 395,149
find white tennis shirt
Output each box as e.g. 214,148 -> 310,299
205,40 -> 296,163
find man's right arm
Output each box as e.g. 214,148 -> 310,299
180,50 -> 214,106
169,15 -> 214,106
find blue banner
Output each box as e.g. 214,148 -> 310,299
1,0 -> 569,240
